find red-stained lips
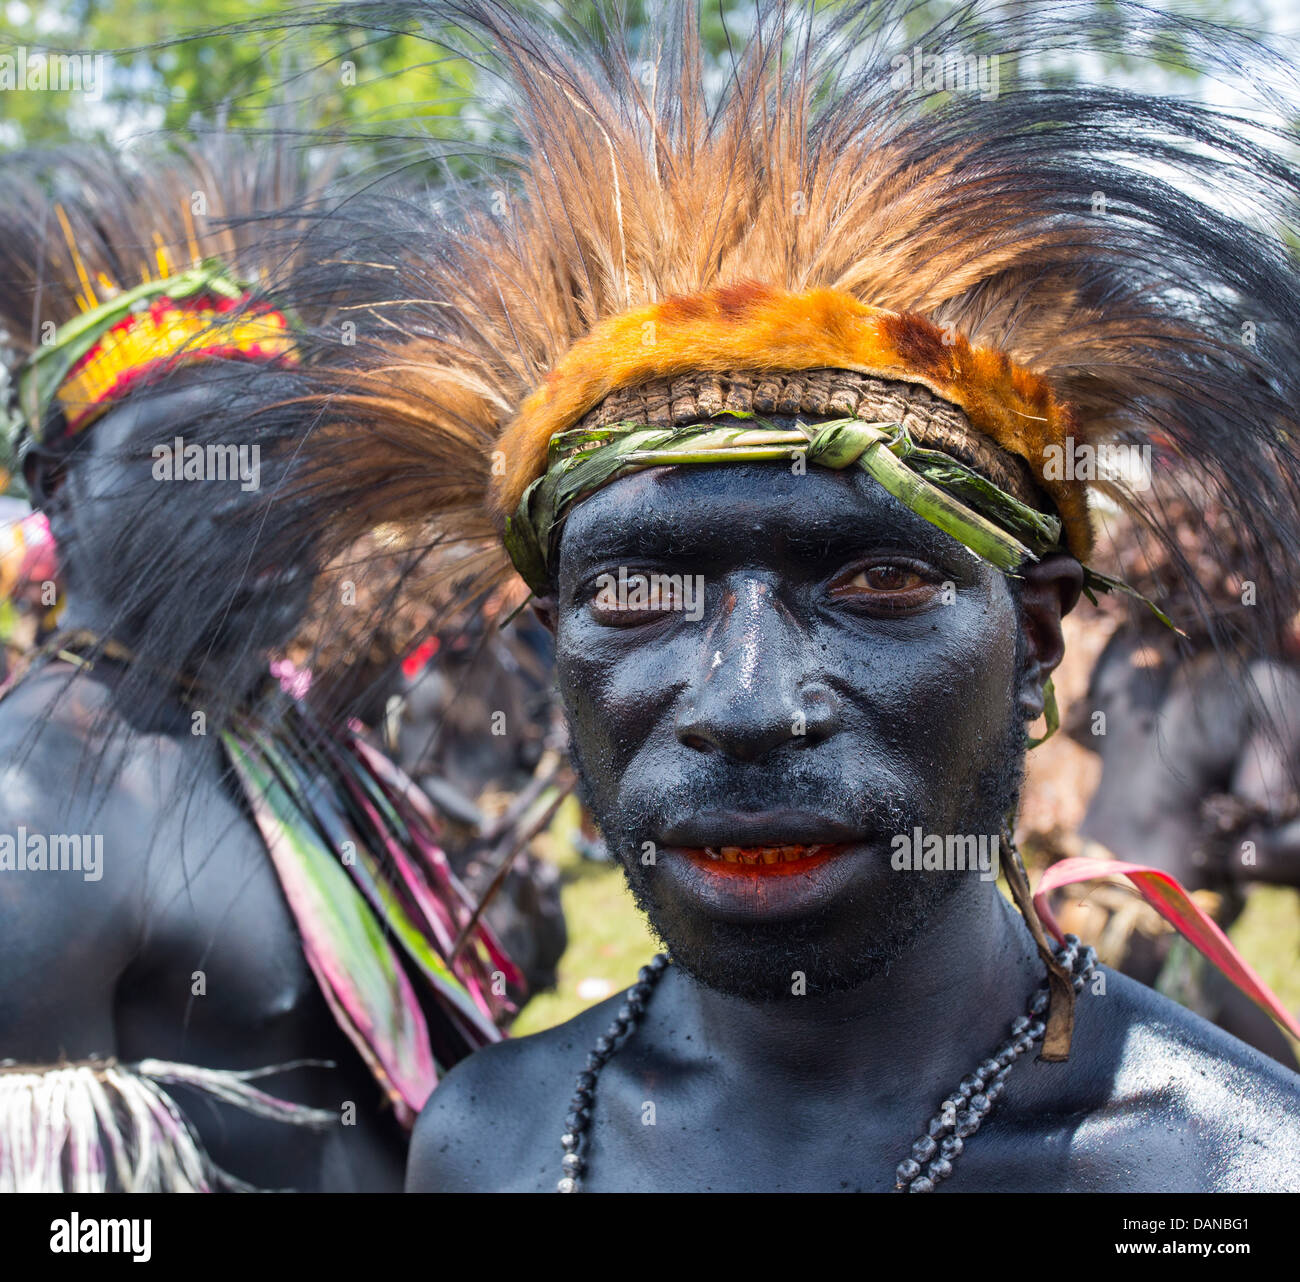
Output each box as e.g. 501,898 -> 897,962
683,843 -> 846,876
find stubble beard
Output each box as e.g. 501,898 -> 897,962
566,696 -> 1028,1004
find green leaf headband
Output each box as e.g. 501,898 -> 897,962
505,411 -> 1171,616
500,410 -> 1177,749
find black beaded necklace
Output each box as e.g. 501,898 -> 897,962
558,935 -> 1096,1192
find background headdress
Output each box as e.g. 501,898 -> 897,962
0,135 -> 311,453
0,134 -> 368,735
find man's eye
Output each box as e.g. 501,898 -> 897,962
588,571 -> 684,621
852,565 -> 923,593
828,561 -> 940,610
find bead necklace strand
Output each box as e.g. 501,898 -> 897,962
558,936 -> 1096,1193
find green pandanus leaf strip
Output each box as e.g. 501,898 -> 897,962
807,419 -> 1034,572
551,417 -> 1035,573
503,413 -> 1182,700
885,430 -> 1063,553
509,415 -> 1043,589
256,714 -> 506,1043
1082,566 -> 1185,635
223,730 -> 437,1126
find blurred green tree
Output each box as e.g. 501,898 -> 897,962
0,0 -> 1271,154
0,0 -> 481,150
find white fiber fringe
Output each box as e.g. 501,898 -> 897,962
0,1057 -> 334,1192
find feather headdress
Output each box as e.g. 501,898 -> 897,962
287,0 -> 1300,650
0,134 -> 359,729
0,135 -> 318,445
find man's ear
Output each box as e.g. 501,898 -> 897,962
1016,554 -> 1083,722
22,446 -> 64,509
530,594 -> 558,635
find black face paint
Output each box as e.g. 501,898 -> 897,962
554,459 -> 1032,1000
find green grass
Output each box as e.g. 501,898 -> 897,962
1232,886 -> 1300,1008
1229,885 -> 1300,1059
512,797 -> 657,1036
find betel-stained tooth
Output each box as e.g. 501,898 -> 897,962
702,843 -> 833,865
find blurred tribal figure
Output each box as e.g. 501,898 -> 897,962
288,0 -> 1300,1192
389,607 -> 569,999
0,137 -> 513,1191
1056,484 -> 1300,1067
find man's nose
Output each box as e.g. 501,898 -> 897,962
674,577 -> 841,761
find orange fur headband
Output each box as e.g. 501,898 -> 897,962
489,281 -> 1089,560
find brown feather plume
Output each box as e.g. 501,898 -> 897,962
288,0 -> 1300,644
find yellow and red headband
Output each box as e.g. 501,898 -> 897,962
17,258 -> 297,447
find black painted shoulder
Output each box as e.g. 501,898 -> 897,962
1090,968 -> 1300,1190
407,994 -> 627,1192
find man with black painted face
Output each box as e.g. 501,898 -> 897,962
0,139 -> 512,1191
550,457 -> 1058,1003
292,1 -> 1300,1192
406,418 -> 1300,1194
